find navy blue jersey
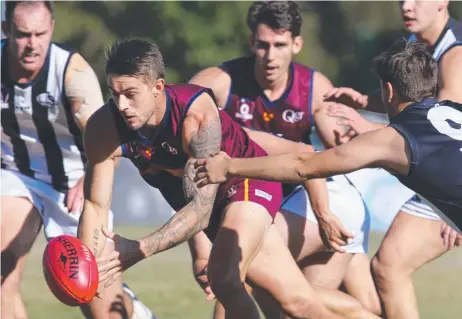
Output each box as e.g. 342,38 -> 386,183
389,98 -> 462,231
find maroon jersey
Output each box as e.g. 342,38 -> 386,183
110,83 -> 271,210
220,56 -> 315,143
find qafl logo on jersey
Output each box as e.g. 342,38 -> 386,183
235,99 -> 254,121
282,109 -> 304,124
36,92 -> 58,108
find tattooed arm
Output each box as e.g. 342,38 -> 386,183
139,93 -> 221,257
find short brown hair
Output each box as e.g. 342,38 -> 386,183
5,1 -> 54,24
373,39 -> 438,102
247,1 -> 302,37
105,38 -> 165,82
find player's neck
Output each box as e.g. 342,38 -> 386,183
140,92 -> 167,137
255,67 -> 290,101
415,14 -> 450,46
8,60 -> 42,83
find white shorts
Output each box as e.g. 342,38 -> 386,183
280,175 -> 369,254
1,169 -> 114,240
344,168 -> 441,222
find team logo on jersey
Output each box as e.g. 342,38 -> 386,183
263,112 -> 274,122
36,92 -> 58,108
162,142 -> 178,155
235,99 -> 254,121
227,186 -> 237,198
136,143 -> 155,160
282,110 -> 304,123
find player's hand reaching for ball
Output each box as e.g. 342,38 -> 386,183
192,257 -> 216,301
96,228 -> 144,288
194,151 -> 231,187
323,87 -> 368,110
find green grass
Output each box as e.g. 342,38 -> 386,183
21,227 -> 462,318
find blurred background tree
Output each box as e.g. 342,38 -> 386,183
50,1 -> 462,99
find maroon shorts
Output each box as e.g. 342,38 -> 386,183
204,176 -> 283,241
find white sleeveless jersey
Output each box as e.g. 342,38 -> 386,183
1,40 -> 86,191
408,18 -> 462,62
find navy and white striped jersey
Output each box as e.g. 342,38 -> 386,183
409,18 -> 462,63
1,40 -> 86,191
389,98 -> 462,232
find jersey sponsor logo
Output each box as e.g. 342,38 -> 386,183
235,99 -> 254,121
282,109 -> 304,123
255,189 -> 272,201
162,142 -> 178,155
14,88 -> 32,112
36,92 -> 58,108
263,111 -> 274,122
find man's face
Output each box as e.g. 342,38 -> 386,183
251,23 -> 302,83
5,3 -> 54,74
108,75 -> 158,131
399,0 -> 444,34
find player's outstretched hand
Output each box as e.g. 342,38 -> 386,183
317,214 -> 354,253
194,151 -> 231,187
192,257 -> 216,301
97,228 -> 144,288
65,175 -> 85,215
323,87 -> 368,110
327,103 -> 377,135
441,222 -> 462,250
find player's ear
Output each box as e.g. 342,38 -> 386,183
292,36 -> 303,55
438,0 -> 448,11
386,82 -> 395,103
153,78 -> 165,96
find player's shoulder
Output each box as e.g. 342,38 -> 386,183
84,101 -> 120,157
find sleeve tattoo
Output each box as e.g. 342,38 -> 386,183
141,117 -> 222,256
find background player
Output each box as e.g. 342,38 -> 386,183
0,1 -> 154,319
324,1 -> 462,318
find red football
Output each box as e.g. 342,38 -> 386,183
42,235 -> 99,306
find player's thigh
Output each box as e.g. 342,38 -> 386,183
375,211 -> 447,272
273,209 -> 325,260
246,225 -> 320,308
300,251 -> 354,290
208,201 -> 273,283
80,241 -> 129,319
1,195 -> 42,285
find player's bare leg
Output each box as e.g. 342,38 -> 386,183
371,211 -> 448,319
207,201 -> 272,318
246,225 -> 378,319
1,196 -> 42,319
342,254 -> 382,315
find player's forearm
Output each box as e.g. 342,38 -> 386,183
140,196 -> 216,257
302,178 -> 331,219
77,201 -> 109,258
227,153 -> 311,183
188,231 -> 212,261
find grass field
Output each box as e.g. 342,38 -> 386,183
21,227 -> 462,318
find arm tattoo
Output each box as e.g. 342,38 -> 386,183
142,117 -> 222,256
93,228 -> 100,256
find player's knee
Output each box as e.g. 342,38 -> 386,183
371,254 -> 397,286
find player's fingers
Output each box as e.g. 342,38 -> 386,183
448,230 -> 458,250
455,235 -> 462,247
196,178 -> 210,188
97,258 -> 120,274
329,241 -> 347,253
66,187 -> 77,211
194,171 -> 208,182
101,227 -> 116,241
206,293 -> 216,301
194,159 -> 207,169
323,88 -> 339,99
104,272 -> 122,288
339,226 -> 354,239
99,266 -> 121,283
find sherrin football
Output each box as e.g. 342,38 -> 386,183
42,235 -> 99,306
